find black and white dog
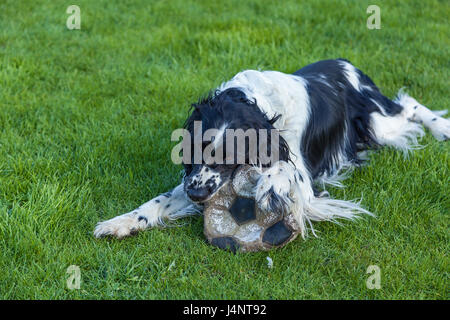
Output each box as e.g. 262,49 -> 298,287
94,59 -> 449,239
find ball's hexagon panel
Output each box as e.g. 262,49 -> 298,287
233,222 -> 263,243
262,220 -> 293,246
229,197 -> 256,225
207,182 -> 235,209
204,207 -> 239,236
211,237 -> 240,253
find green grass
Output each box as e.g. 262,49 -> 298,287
0,0 -> 448,299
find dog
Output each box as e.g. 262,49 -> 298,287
94,58 -> 449,239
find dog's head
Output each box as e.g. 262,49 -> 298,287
182,88 -> 291,203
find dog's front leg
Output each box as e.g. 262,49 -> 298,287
94,184 -> 200,238
255,161 -> 306,216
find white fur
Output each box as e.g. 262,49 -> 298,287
190,166 -> 222,190
339,60 -> 362,92
219,70 -> 311,133
370,111 -> 425,152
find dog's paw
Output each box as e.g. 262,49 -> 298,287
94,213 -> 146,239
429,116 -> 450,141
255,161 -> 296,215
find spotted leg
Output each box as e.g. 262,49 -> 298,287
94,184 -> 200,238
396,92 -> 449,141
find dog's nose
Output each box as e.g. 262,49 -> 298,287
187,188 -> 210,202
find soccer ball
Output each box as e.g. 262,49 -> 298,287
203,165 -> 300,252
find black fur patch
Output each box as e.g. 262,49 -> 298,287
262,220 -> 293,246
262,187 -> 292,215
229,197 -> 256,225
138,216 -> 148,224
294,58 -> 402,178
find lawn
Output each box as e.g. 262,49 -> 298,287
0,0 -> 448,299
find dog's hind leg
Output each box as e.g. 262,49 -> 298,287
370,91 -> 449,152
94,184 -> 200,238
394,91 -> 450,141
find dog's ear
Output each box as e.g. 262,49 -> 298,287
184,103 -> 203,130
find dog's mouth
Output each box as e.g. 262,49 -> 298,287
186,191 -> 212,203
184,165 -> 241,203
189,195 -> 213,204
185,180 -> 229,203
186,187 -> 220,203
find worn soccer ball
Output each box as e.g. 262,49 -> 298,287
203,165 -> 301,252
